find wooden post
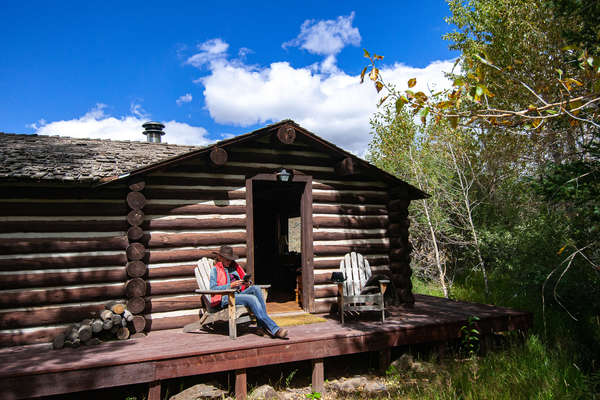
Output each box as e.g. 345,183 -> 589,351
235,369 -> 247,400
379,348 -> 391,373
228,293 -> 237,340
148,380 -> 161,400
311,358 -> 324,394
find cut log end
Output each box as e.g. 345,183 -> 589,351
131,315 -> 146,333
127,226 -> 144,242
127,297 -> 145,314
127,209 -> 145,226
209,147 -> 228,166
126,261 -> 147,278
126,243 -> 146,261
126,191 -> 146,210
116,327 -> 130,340
125,278 -> 147,298
276,125 -> 296,144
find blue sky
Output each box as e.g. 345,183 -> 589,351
0,1 -> 457,154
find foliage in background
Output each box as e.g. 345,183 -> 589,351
367,0 -> 600,391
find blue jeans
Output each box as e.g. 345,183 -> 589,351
222,285 -> 280,336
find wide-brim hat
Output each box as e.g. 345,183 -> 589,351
213,245 -> 237,261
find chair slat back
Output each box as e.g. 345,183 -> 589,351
195,257 -> 215,305
340,252 -> 372,296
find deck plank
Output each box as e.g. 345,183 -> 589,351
0,295 -> 531,399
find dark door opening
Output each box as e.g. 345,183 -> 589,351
252,181 -> 304,308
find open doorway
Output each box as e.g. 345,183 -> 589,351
252,180 -> 305,312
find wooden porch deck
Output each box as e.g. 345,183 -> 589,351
0,295 -> 531,400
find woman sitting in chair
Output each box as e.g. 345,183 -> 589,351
209,245 -> 288,339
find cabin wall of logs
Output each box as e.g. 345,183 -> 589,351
0,125 -> 414,346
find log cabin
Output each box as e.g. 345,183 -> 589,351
0,119 -> 427,347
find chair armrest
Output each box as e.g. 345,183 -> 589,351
378,280 -> 390,295
255,284 -> 271,289
195,289 -> 237,295
336,282 -> 344,296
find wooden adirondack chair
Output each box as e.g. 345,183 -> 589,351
336,252 -> 389,325
183,257 -> 270,339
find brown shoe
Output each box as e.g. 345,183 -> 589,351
274,328 -> 288,339
255,327 -> 266,336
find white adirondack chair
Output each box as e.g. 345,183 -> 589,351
336,252 -> 389,325
182,257 -> 269,339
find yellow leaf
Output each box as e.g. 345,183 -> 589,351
370,67 -> 379,81
360,67 -> 367,84
363,49 -> 371,59
557,245 -> 567,255
408,78 -> 417,88
375,81 -> 383,93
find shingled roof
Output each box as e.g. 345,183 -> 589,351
0,133 -> 201,183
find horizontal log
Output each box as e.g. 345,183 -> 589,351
147,263 -> 244,279
0,303 -> 107,329
0,325 -> 67,347
388,198 -> 410,211
143,217 -> 247,231
145,295 -> 202,313
145,247 -> 247,264
0,202 -> 128,217
0,236 -> 128,255
229,151 -> 332,168
0,268 -> 127,290
146,176 -> 245,188
0,187 -> 126,200
312,204 -> 387,215
0,284 -> 125,307
147,278 -> 198,296
145,314 -> 197,332
335,157 -> 356,176
313,244 -> 390,256
312,191 -> 388,204
146,232 -> 246,249
143,203 -> 246,215
144,189 -> 246,200
313,216 -> 388,229
312,182 -> 388,192
313,300 -> 335,314
0,220 -> 129,233
0,253 -> 127,271
314,286 -> 338,298
388,211 -> 409,221
313,231 -> 386,241
313,256 -> 389,269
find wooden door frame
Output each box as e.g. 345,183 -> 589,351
245,173 -> 314,312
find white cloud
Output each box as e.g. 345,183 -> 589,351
176,93 -> 193,105
32,103 -> 211,146
198,57 -> 455,155
283,12 -> 361,56
186,38 -> 229,68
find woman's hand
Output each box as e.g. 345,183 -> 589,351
230,280 -> 243,288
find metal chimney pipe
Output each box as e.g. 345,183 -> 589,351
142,121 -> 165,143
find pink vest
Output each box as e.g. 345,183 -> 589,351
210,262 -> 246,307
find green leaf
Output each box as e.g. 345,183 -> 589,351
363,49 -> 371,59
476,85 -> 484,97
408,78 -> 417,88
395,96 -> 408,114
449,116 -> 458,129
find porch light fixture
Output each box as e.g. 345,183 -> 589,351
276,168 -> 292,182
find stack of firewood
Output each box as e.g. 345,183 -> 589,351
52,301 -> 145,349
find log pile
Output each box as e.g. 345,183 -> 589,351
52,301 -> 142,349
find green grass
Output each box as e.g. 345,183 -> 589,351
406,276 -> 599,399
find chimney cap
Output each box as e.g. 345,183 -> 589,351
143,121 -> 166,143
